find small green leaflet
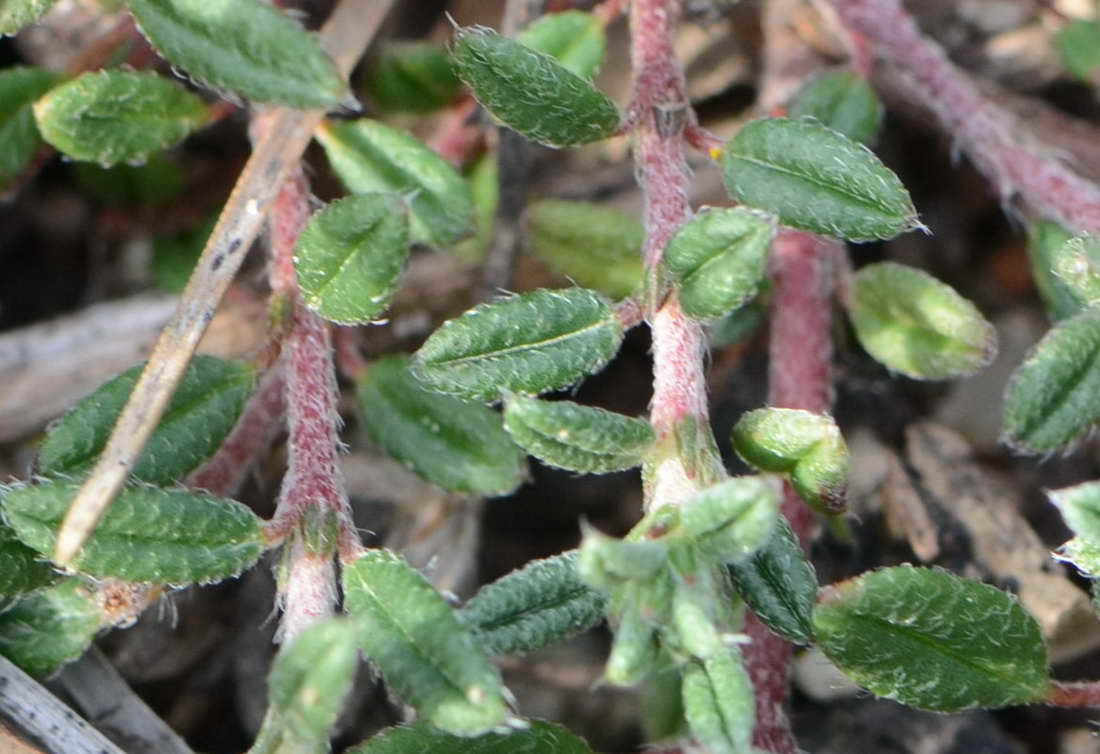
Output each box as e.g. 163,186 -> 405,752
789,70 -> 884,146
347,720 -> 595,754
678,476 -> 781,564
1049,482 -> 1100,557
0,0 -> 55,36
0,523 -> 57,597
1055,19 -> 1100,81
356,355 -> 526,496
0,66 -> 59,190
34,70 -> 209,167
1002,308 -> 1100,453
294,193 -> 409,325
662,207 -> 776,320
454,153 -> 499,261
814,565 -> 1051,711
681,652 -> 754,754
37,355 -> 255,485
1059,536 -> 1100,579
517,10 -> 606,80
526,199 -> 643,299
125,0 -> 346,107
366,42 -> 462,114
722,117 -> 920,241
847,262 -> 996,380
459,551 -> 606,656
604,594 -> 660,686
503,393 -> 655,474
0,578 -> 102,677
1027,220 -> 1084,321
450,25 -> 620,148
342,549 -> 510,736
3,480 -> 266,584
1051,234 -> 1100,308
315,119 -> 475,247
412,287 -> 623,402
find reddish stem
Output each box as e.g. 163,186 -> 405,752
427,96 -> 483,167
1047,681 -> 1100,707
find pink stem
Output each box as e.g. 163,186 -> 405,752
1047,681 -> 1100,707
829,0 -> 1100,234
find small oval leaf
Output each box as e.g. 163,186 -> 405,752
678,476 -> 781,563
342,549 -> 510,736
517,10 -> 606,80
3,480 -> 266,584
0,578 -> 102,677
1001,309 -> 1100,453
0,66 -> 60,189
847,262 -> 997,380
814,565 -> 1051,711
0,523 -> 57,597
0,0 -> 55,36
366,42 -> 462,114
450,25 -> 620,148
412,287 -> 624,402
1056,19 -> 1100,81
1051,234 -> 1100,307
294,193 -> 409,325
503,394 -> 654,474
347,720 -> 596,754
788,70 -> 884,146
126,0 -> 346,107
459,551 -> 606,656
38,355 -> 256,485
34,70 -> 209,167
356,355 -> 526,496
526,199 -> 643,299
316,118 -> 475,246
1049,481 -> 1100,546
722,117 -> 920,241
663,207 -> 776,320
681,652 -> 754,754
1027,220 -> 1084,321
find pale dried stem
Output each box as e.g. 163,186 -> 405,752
54,0 -> 396,566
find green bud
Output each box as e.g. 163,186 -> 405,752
789,70 -> 884,146
1051,234 -> 1100,307
678,476 -> 781,562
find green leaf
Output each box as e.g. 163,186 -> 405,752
1057,536 -> 1100,579
663,207 -> 776,320
728,517 -> 816,644
605,599 -> 660,687
412,287 -> 623,402
503,393 -> 654,474
33,70 -> 208,167
342,549 -> 510,736
450,25 -> 620,148
788,70 -> 884,146
681,652 -> 754,754
0,578 -> 102,677
453,152 -> 499,262
459,551 -> 606,656
679,476 -> 780,563
669,567 -> 727,660
1051,234 -> 1100,307
1056,19 -> 1100,80
356,355 -> 526,496
0,66 -> 60,189
294,193 -> 409,325
847,262 -> 996,380
125,0 -> 346,107
1001,308 -> 1100,453
578,524 -> 670,590
0,523 -> 57,597
3,480 -> 266,583
1027,220 -> 1085,321
347,720 -> 595,754
267,617 -> 359,749
0,0 -> 55,36
366,42 -> 462,114
731,408 -> 849,515
517,10 -> 606,80
1049,481 -> 1100,546
526,199 -> 643,299
814,565 -> 1051,711
316,119 -> 475,246
38,355 -> 256,484
722,117 -> 920,241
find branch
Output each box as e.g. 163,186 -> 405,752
54,0 -> 397,567
1047,680 -> 1100,707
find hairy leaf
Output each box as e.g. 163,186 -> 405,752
126,0 -> 346,107
729,517 -> 816,644
1059,536 -> 1100,579
366,42 -> 462,114
450,25 -> 620,148
1051,234 -> 1100,308
34,70 -> 208,166
722,117 -> 920,241
3,480 -> 265,584
412,287 -> 623,401
604,585 -> 662,687
681,652 -> 754,754
663,207 -> 776,320
342,549 -> 510,735
0,578 -> 102,677
814,565 -> 1050,711
347,720 -> 595,754
789,70 -> 883,145
1028,220 -> 1085,321
848,262 -> 996,380
1050,481 -> 1100,548
526,199 -> 643,299
503,394 -> 654,474
1056,19 -> 1100,81
517,10 -> 606,80
679,476 -> 780,563
0,523 -> 56,597
1002,309 -> 1100,453
316,118 -> 474,246
0,0 -> 55,36
357,355 -> 525,496
38,355 -> 255,484
294,193 -> 409,324
0,66 -> 59,189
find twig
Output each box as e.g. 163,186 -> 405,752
54,0 -> 397,567
1047,680 -> 1100,707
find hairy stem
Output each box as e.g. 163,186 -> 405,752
1047,680 -> 1100,707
